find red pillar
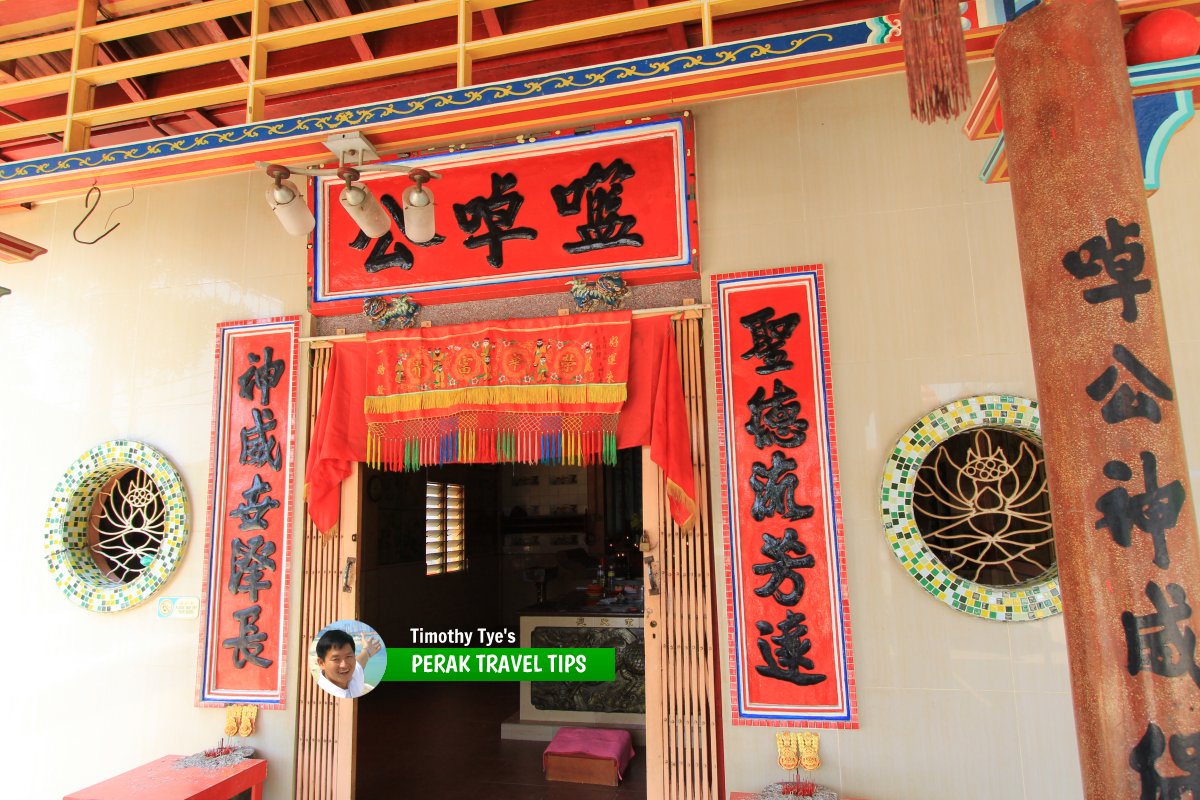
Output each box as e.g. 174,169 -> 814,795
994,1 -> 1200,797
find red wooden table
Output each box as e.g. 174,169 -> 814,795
64,755 -> 266,800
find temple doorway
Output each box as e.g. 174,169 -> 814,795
352,455 -> 648,797
295,311 -> 720,800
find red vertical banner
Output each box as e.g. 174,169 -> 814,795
198,317 -> 300,707
712,266 -> 855,726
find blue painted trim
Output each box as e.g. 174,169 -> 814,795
1129,54 -> 1200,88
1137,91 -> 1194,191
980,131 -> 1006,184
982,90 -> 1196,192
0,21 -> 882,184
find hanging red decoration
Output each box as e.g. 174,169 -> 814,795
900,0 -> 972,123
1124,9 -> 1200,66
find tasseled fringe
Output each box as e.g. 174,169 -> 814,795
366,427 -> 620,471
365,383 -> 627,415
900,0 -> 971,124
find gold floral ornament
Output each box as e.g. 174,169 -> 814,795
776,732 -> 799,770
776,731 -> 820,771
798,732 -> 821,771
913,428 -> 1054,587
880,395 -> 1063,621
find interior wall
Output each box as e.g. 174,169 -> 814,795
0,172 -> 309,800
359,463 -> 504,645
694,64 -> 1200,800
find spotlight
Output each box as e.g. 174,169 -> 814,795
338,166 -> 391,239
265,165 -> 316,236
402,169 -> 436,244
259,132 -> 440,243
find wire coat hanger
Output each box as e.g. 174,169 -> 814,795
73,182 -> 134,245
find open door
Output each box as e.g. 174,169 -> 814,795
295,344 -> 363,800
641,310 -> 721,800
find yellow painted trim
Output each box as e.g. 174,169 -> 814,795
73,85 -> 247,126
710,0 -> 799,14
0,74 -> 72,105
64,0 -> 100,152
0,0 -> 182,42
255,46 -> 460,97
75,40 -> 250,83
82,0 -> 256,44
256,0 -> 460,50
468,0 -> 534,9
1,31 -> 76,61
0,116 -> 69,142
467,4 -> 702,60
457,0 -> 472,89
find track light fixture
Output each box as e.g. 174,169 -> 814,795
259,132 -> 440,242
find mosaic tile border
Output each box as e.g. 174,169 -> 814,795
879,395 -> 1063,622
44,440 -> 189,613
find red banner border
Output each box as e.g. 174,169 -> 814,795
711,265 -> 857,728
196,316 -> 301,709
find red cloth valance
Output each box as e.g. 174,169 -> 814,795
363,311 -> 631,470
305,314 -> 697,535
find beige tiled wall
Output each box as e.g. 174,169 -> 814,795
1,172 -> 308,800
695,63 -> 1200,800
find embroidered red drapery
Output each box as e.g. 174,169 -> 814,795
305,314 -> 696,534
363,311 -> 631,470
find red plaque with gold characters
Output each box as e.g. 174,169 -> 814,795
712,266 -> 855,727
197,317 -> 300,708
311,116 -> 697,312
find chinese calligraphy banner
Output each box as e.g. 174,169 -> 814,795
712,266 -> 855,726
198,317 -> 300,707
311,116 -> 697,313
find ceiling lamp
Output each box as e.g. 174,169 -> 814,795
265,165 -> 316,237
338,166 -> 391,239
401,169 -> 436,244
259,132 -> 441,243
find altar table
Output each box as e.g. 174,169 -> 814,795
64,755 -> 266,800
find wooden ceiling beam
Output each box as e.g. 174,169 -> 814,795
481,8 -> 503,37
324,0 -> 375,61
633,0 -> 688,51
189,1 -> 251,80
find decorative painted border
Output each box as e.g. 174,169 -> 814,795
44,439 -> 190,613
0,23 -> 898,184
879,394 -> 1063,622
711,265 -> 856,728
197,315 -> 300,708
968,56 -> 1200,191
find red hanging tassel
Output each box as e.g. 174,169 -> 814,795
901,0 -> 972,123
